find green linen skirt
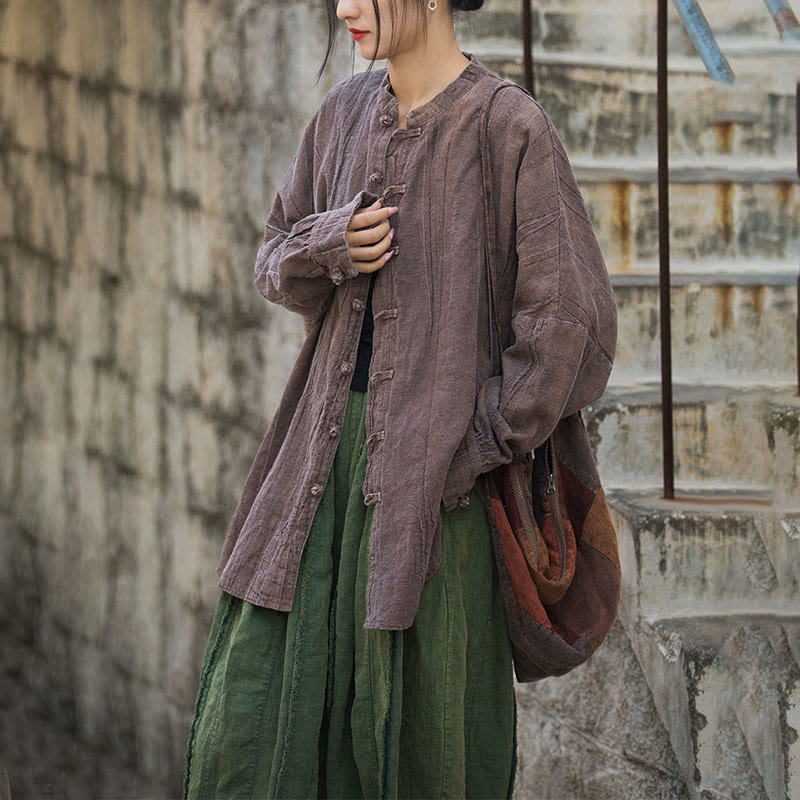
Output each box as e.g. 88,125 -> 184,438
182,388 -> 517,799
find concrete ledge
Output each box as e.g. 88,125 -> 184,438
610,270 -> 799,287
587,384 -> 800,498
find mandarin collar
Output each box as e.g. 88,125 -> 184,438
377,51 -> 486,129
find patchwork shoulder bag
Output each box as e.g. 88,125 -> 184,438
474,82 -> 622,683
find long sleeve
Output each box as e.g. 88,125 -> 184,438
442,97 -> 617,508
254,104 -> 378,329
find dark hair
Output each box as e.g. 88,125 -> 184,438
317,0 -> 482,84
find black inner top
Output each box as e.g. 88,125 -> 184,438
350,272 -> 376,392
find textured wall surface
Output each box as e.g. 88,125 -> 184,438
0,1 -> 359,796
1,0 -> 799,798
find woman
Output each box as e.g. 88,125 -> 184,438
182,0 -> 616,797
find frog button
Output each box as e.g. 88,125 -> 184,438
352,297 -> 365,311
328,425 -> 340,438
367,430 -> 385,446
340,361 -> 353,374
380,114 -> 394,126
369,368 -> 395,384
368,171 -> 383,184
457,493 -> 470,507
310,483 -> 324,496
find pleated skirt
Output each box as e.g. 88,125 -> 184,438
182,388 -> 517,799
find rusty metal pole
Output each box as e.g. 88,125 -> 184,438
522,0 -> 536,99
658,0 -> 675,498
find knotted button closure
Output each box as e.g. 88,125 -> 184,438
367,430 -> 386,446
369,368 -> 395,384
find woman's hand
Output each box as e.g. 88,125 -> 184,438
346,197 -> 398,274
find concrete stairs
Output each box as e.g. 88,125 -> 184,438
462,0 -> 797,60
470,45 -> 800,273
455,5 -> 800,798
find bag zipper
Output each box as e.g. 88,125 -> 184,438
546,436 -> 567,580
510,461 -> 539,566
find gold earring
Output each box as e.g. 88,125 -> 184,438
427,0 -> 438,9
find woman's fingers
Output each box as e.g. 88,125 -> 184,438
346,198 -> 398,274
347,217 -> 392,249
353,249 -> 395,274
351,227 -> 396,273
348,201 -> 398,238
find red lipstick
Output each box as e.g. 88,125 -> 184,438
349,27 -> 369,40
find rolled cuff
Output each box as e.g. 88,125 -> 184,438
440,376 -> 515,512
306,189 -> 381,285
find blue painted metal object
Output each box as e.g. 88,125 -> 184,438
763,0 -> 800,39
672,0 -> 736,83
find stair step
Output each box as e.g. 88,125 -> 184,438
608,487 -> 800,616
571,175 -> 800,270
462,44 -> 798,160
765,395 -> 800,502
610,272 -> 798,379
606,487 -> 800,795
626,614 -> 800,799
586,383 -> 800,500
575,160 -> 797,182
535,488 -> 800,799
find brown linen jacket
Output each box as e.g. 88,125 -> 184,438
215,51 -> 618,630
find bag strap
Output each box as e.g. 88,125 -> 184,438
478,81 -> 560,473
478,81 -> 533,376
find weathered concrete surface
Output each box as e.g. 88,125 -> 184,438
587,384 -> 800,500
479,52 -> 800,161
610,273 -> 798,382
513,491 -> 800,800
0,0 -> 355,796
462,0 -> 797,59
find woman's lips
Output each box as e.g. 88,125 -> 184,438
349,28 -> 369,40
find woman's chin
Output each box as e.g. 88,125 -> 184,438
356,40 -> 385,61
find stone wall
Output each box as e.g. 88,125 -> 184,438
0,1 -> 353,795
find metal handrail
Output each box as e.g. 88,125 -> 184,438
657,0 -> 676,499
521,0 -> 536,99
